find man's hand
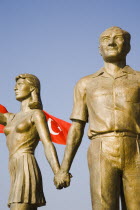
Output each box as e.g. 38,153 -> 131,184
54,170 -> 72,189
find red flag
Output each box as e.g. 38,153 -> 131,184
43,111 -> 71,145
0,104 -> 71,145
0,104 -> 8,133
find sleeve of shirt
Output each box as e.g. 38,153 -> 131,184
70,79 -> 88,122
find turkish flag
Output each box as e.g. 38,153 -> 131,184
0,104 -> 8,133
44,111 -> 71,145
0,104 -> 71,145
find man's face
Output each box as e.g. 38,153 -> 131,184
99,28 -> 128,62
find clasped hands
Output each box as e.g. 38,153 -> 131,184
54,170 -> 72,189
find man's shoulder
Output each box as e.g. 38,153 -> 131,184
126,66 -> 140,75
134,70 -> 140,75
76,68 -> 102,87
134,69 -> 140,82
77,74 -> 93,84
75,74 -> 94,90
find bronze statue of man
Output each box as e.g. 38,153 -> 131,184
54,26 -> 140,209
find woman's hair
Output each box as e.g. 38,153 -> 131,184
15,73 -> 43,110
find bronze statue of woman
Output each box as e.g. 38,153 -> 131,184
0,74 -> 61,210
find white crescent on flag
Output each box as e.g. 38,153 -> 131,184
47,118 -> 62,135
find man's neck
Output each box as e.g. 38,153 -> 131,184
104,60 -> 126,77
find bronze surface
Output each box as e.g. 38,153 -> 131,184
54,27 -> 140,210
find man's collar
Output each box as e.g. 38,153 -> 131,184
92,68 -> 105,78
92,65 -> 136,78
121,65 -> 136,74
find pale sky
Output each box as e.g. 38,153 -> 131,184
0,1 -> 140,209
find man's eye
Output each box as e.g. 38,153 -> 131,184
102,37 -> 109,41
115,36 -> 123,41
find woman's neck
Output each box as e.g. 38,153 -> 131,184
20,98 -> 31,112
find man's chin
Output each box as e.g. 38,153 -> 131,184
103,55 -> 124,63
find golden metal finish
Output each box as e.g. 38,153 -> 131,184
0,74 -> 60,210
54,27 -> 140,210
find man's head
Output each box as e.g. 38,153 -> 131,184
99,26 -> 131,62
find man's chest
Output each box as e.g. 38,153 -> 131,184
86,75 -> 140,103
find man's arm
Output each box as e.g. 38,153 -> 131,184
54,119 -> 85,189
54,77 -> 88,189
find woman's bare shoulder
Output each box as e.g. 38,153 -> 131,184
31,110 -> 46,122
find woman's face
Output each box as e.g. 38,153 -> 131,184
14,78 -> 32,101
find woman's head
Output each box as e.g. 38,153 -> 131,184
15,73 -> 43,110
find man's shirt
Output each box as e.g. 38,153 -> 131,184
70,66 -> 140,139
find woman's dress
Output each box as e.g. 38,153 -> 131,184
4,112 -> 46,207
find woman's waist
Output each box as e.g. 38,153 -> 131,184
9,147 -> 35,159
8,139 -> 39,157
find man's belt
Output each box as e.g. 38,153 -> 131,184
91,131 -> 140,139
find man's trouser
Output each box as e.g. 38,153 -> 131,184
87,133 -> 140,210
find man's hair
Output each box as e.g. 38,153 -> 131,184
100,26 -> 131,44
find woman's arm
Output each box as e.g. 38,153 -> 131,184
32,110 -> 60,174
